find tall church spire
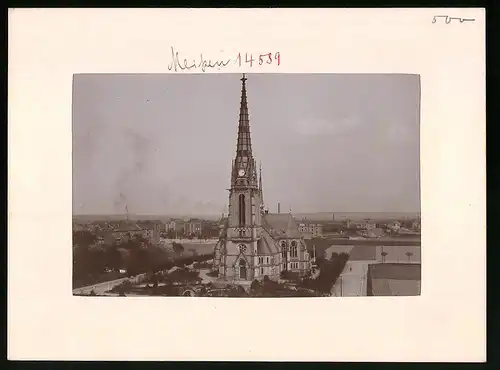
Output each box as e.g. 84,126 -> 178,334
236,73 -> 252,159
232,74 -> 257,188
259,161 -> 263,203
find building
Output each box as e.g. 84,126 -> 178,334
212,75 -> 312,284
298,221 -> 323,237
185,219 -> 203,236
330,244 -> 421,296
110,223 -> 161,244
166,219 -> 186,235
388,220 -> 402,232
411,219 -> 421,231
367,263 -> 421,296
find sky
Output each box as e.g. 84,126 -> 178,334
72,73 -> 421,216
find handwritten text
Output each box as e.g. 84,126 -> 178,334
167,47 -> 281,72
432,15 -> 475,24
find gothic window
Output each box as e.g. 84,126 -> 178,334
239,259 -> 247,280
238,194 -> 246,226
238,244 -> 247,253
260,267 -> 264,275
290,240 -> 298,258
281,241 -> 287,259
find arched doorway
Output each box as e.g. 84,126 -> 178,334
239,259 -> 247,280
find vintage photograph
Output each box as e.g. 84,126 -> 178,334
72,73 -> 421,298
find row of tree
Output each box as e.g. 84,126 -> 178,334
73,229 -> 212,288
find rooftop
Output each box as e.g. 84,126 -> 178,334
348,245 -> 378,261
304,237 -> 421,249
368,263 -> 421,280
263,213 -> 302,238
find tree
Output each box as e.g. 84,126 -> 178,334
166,229 -> 176,239
381,251 -> 388,263
250,279 -> 262,292
172,242 -> 185,257
73,230 -> 97,247
405,251 -> 413,262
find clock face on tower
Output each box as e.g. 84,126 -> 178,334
238,169 -> 245,177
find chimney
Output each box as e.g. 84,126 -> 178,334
278,202 -> 280,214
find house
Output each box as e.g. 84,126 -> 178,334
361,227 -> 385,238
388,220 -> 402,232
298,221 -> 323,237
412,219 -> 421,230
111,224 -> 144,242
185,219 -> 203,236
166,219 -> 186,235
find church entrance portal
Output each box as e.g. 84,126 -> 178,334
239,259 -> 247,280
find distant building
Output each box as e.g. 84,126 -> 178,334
166,220 -> 186,235
298,221 -> 323,237
388,220 -> 402,232
111,223 -> 161,244
111,224 -> 144,241
185,219 -> 203,236
412,219 -> 421,230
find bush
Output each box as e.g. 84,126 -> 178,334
112,279 -> 133,293
250,279 -> 262,292
227,285 -> 247,297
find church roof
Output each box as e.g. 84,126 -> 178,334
257,232 -> 274,254
263,213 -> 302,238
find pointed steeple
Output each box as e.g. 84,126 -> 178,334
232,74 -> 257,188
259,162 -> 263,200
236,73 -> 252,159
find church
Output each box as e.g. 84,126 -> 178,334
212,74 -> 312,284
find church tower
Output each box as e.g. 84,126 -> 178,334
217,74 -> 263,282
213,74 -> 312,284
228,74 -> 262,234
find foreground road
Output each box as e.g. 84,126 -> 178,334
73,277 -> 129,295
73,273 -> 148,295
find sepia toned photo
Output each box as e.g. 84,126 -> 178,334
72,73 -> 421,298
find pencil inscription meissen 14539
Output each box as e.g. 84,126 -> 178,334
167,46 -> 281,72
